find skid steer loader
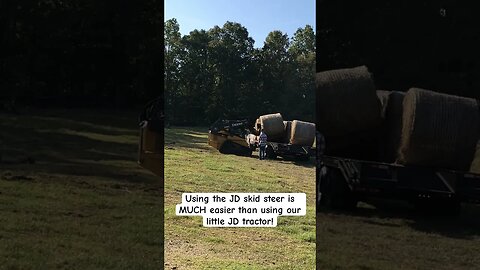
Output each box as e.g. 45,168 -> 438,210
208,119 -> 255,157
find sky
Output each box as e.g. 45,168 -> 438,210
164,0 -> 315,48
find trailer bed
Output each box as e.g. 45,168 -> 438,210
318,156 -> 480,211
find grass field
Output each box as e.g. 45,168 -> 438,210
317,198 -> 480,269
5,109 -> 477,270
164,127 -> 316,269
0,109 -> 163,269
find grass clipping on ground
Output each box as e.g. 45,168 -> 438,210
164,127 -> 316,270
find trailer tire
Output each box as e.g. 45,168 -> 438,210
318,167 -> 357,211
266,146 -> 277,159
443,200 -> 461,216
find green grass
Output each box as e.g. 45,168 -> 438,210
164,127 -> 316,270
0,109 -> 162,269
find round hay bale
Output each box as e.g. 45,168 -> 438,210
398,88 -> 480,170
259,113 -> 285,141
316,66 -> 382,137
290,120 -> 316,146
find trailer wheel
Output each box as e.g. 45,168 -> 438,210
443,200 -> 461,216
219,141 -> 252,157
266,146 -> 277,159
318,167 -> 357,211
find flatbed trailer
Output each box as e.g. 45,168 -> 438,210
265,141 -> 313,160
317,156 -> 480,214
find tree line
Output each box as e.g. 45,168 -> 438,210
164,18 -> 315,126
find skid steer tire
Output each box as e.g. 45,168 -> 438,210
266,146 -> 277,159
219,141 -> 252,157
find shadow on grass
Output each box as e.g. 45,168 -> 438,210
244,147 -> 317,167
0,110 -> 158,184
292,159 -> 316,168
318,200 -> 480,239
164,127 -> 209,150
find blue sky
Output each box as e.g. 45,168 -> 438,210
164,0 -> 315,48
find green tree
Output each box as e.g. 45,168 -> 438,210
289,25 -> 315,59
289,25 -> 316,121
206,22 -> 255,122
164,18 -> 183,123
177,29 -> 212,124
259,30 -> 292,115
162,19 -> 315,125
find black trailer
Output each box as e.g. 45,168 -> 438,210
317,156 -> 480,214
265,141 -> 313,160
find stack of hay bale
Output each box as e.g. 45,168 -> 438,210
376,88 -> 479,171
317,65 -> 480,172
254,113 -> 315,147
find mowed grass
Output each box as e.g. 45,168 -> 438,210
317,200 -> 480,269
0,109 -> 162,269
164,127 -> 316,269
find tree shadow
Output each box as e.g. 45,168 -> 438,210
0,110 -> 159,184
164,127 -> 210,150
292,158 -> 316,168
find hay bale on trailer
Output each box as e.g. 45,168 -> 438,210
398,88 -> 480,170
316,66 -> 382,137
316,66 -> 383,161
290,120 -> 316,146
258,113 -> 285,141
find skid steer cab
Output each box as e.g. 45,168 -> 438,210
208,119 -> 255,157
138,98 -> 164,178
